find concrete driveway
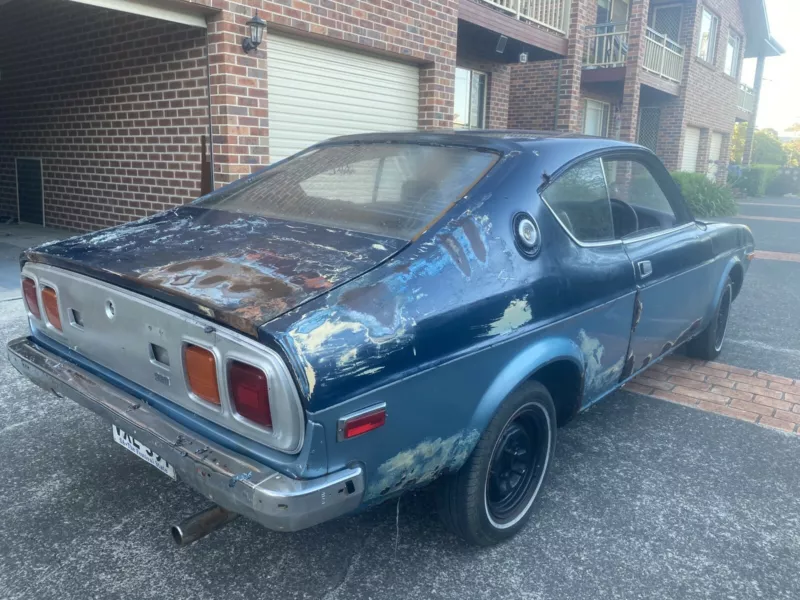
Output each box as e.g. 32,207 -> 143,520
1,207 -> 799,600
0,224 -> 70,301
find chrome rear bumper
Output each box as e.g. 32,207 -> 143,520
7,336 -> 364,532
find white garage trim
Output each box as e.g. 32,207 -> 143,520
681,126 -> 701,173
267,35 -> 419,162
69,0 -> 208,28
707,132 -> 723,182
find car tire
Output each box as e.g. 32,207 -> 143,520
435,381 -> 556,546
685,277 -> 734,361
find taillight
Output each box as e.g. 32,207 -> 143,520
22,277 -> 40,319
41,286 -> 62,331
229,361 -> 272,428
184,344 -> 220,405
339,405 -> 386,441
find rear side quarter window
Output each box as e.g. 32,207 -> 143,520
541,157 -> 615,244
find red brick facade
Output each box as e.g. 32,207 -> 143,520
0,0 -> 761,230
508,0 -> 748,184
508,61 -> 560,131
183,0 -> 458,186
0,0 -> 460,229
0,0 -> 209,230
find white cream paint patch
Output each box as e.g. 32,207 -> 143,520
488,299 -> 532,336
366,430 -> 480,500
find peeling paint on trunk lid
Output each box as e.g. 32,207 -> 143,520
22,206 -> 404,335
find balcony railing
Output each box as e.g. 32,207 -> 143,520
482,0 -> 568,34
738,83 -> 755,113
643,27 -> 684,83
584,22 -> 629,67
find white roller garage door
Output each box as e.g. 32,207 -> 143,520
267,35 -> 419,162
681,127 -> 701,172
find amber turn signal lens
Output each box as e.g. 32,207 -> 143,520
41,287 -> 62,331
22,277 -> 40,319
184,344 -> 220,405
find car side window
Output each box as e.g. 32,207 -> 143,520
542,157 -> 615,243
602,158 -> 678,238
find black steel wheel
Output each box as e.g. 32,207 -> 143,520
686,277 -> 734,361
485,406 -> 549,526
714,283 -> 733,352
436,381 -> 557,546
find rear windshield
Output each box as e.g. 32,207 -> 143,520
196,143 -> 500,240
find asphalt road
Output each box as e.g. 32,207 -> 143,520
1,199 -> 800,599
717,197 -> 800,378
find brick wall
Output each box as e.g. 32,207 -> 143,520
508,60 -> 561,130
183,0 -> 458,186
0,0 -> 209,229
658,0 -> 745,179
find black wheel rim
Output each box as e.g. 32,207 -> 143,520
714,285 -> 732,352
486,408 -> 549,523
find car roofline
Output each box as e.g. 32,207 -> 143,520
312,130 -> 644,154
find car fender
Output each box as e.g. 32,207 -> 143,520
468,336 -> 584,434
708,255 -> 743,320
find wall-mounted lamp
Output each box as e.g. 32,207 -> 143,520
242,13 -> 266,53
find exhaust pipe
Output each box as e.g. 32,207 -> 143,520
171,505 -> 239,546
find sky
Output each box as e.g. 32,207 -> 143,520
741,0 -> 800,134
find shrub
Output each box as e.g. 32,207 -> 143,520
765,168 -> 800,196
732,164 -> 779,197
671,172 -> 737,218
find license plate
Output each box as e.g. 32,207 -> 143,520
112,425 -> 176,480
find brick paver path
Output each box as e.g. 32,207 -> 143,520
626,355 -> 800,434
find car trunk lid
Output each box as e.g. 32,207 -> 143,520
23,206 -> 404,335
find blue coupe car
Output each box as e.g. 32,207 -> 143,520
8,132 -> 754,546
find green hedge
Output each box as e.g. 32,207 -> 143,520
731,164 -> 779,197
672,172 -> 737,217
765,169 -> 800,196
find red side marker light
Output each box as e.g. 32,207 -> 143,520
22,277 -> 40,319
340,405 -> 386,440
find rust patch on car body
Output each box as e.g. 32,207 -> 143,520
22,206 -> 402,336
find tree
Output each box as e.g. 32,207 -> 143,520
784,139 -> 800,167
787,123 -> 800,133
730,122 -> 747,163
753,128 -> 787,165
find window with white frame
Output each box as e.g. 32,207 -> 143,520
697,7 -> 719,63
724,31 -> 741,77
583,99 -> 611,138
454,67 -> 487,129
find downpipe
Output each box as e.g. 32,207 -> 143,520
171,505 -> 239,546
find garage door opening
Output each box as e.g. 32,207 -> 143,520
0,0 -> 212,231
15,158 -> 44,226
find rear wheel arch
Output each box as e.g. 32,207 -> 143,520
470,338 -> 585,434
527,359 -> 584,426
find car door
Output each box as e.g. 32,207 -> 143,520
539,155 -> 638,403
603,152 -> 716,374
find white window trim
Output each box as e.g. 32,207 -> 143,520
454,67 -> 488,130
696,7 -> 720,64
724,31 -> 741,77
583,99 -> 611,138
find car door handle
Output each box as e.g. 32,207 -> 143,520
637,260 -> 653,279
